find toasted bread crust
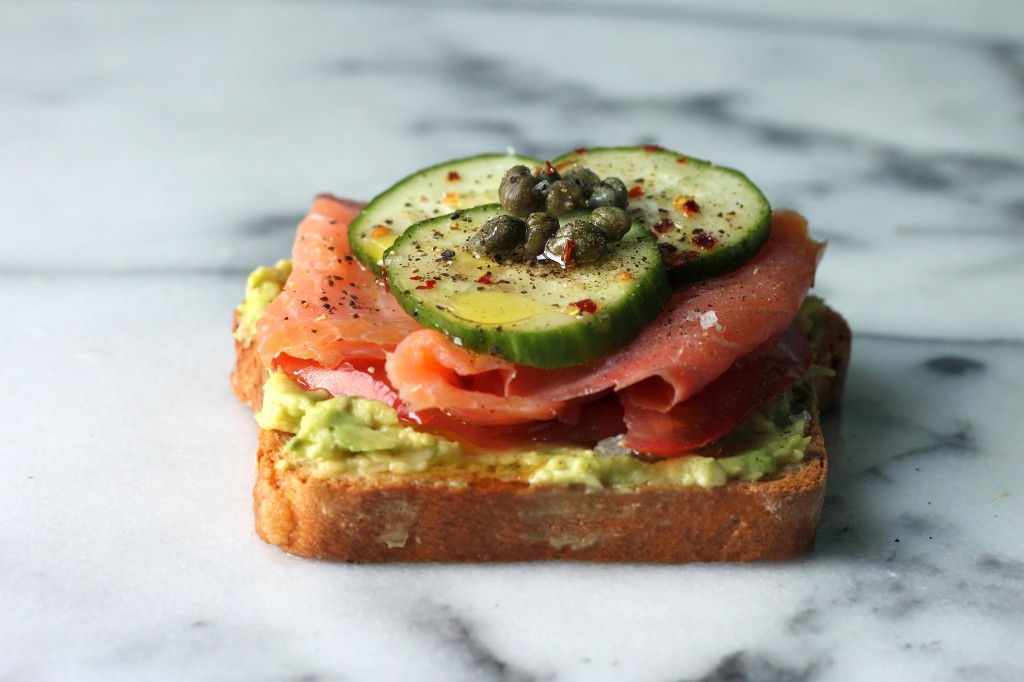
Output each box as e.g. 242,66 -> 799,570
230,313 -> 265,411
814,307 -> 851,413
235,307 -> 850,562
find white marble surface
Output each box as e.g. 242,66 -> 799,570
2,2 -> 1023,680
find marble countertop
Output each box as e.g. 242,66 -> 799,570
2,2 -> 1022,680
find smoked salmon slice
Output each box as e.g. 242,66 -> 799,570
256,195 -> 422,369
383,329 -> 567,426
621,322 -> 814,454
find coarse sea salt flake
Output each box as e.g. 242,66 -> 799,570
684,309 -> 724,332
700,310 -> 723,332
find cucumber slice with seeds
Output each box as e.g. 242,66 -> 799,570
552,146 -> 771,286
383,204 -> 670,368
349,152 -> 541,275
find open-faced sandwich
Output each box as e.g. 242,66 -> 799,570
232,145 -> 850,562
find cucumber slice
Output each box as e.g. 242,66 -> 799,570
349,152 -> 541,275
552,146 -> 771,286
383,204 -> 670,368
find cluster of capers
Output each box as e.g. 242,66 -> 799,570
467,164 -> 632,266
498,164 -> 629,217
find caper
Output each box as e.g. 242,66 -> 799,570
589,206 -> 632,242
468,214 -> 527,256
561,166 -> 601,198
523,212 -> 560,257
505,164 -> 532,180
498,165 -> 544,217
544,220 -> 607,266
554,219 -> 604,242
588,177 -> 628,209
545,179 -> 586,216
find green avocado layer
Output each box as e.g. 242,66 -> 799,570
233,259 -> 292,347
255,372 -> 813,491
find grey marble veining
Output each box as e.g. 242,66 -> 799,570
1,1 -> 1022,681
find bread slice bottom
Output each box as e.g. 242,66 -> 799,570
235,307 -> 850,562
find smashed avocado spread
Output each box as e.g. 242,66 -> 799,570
255,372 -> 812,490
234,259 -> 292,347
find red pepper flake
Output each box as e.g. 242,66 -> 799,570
476,272 -> 494,285
409,275 -> 422,280
570,298 -> 598,314
676,157 -> 688,164
692,232 -> 718,249
415,279 -> 437,290
642,144 -> 662,152
673,195 -> 701,215
658,243 -> 700,266
652,218 -> 674,234
544,160 -> 556,176
573,147 -> 587,154
628,186 -> 644,199
562,238 -> 576,266
447,170 -> 461,181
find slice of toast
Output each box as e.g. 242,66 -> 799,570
233,307 -> 850,562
